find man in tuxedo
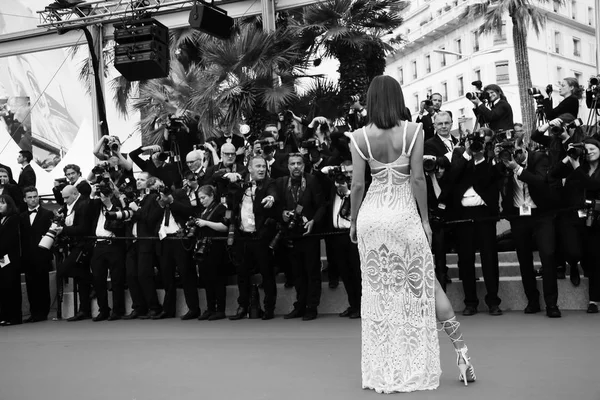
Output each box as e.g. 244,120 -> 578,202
0,162 -> 16,184
417,93 -> 444,142
424,112 -> 460,161
229,156 -> 278,320
129,144 -> 181,189
152,182 -> 200,320
123,175 -> 163,320
53,164 -> 92,205
470,84 -> 514,132
17,150 -> 36,190
0,168 -> 24,210
205,143 -> 248,206
276,153 -> 326,321
448,138 -> 502,316
260,132 -> 289,179
498,138 -> 562,318
55,185 -> 93,321
20,186 -> 53,322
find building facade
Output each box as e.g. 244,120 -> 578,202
385,0 -> 597,133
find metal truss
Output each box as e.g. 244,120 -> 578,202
37,0 -> 200,30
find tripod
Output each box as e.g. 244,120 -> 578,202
535,103 -> 547,128
586,94 -> 599,136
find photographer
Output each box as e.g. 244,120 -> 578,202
323,163 -> 361,319
347,95 -> 368,132
129,144 -> 181,189
52,164 -> 92,205
88,155 -> 135,191
152,182 -> 200,320
229,156 -> 278,321
449,134 -> 502,316
0,168 -> 23,211
215,129 -> 246,164
550,138 -> 600,313
260,132 -> 289,179
532,113 -> 585,169
161,114 -> 201,171
540,78 -> 582,121
20,186 -> 54,322
417,93 -> 444,141
276,153 -> 325,321
189,185 -> 229,321
205,143 -> 248,206
470,84 -> 514,132
122,174 -> 163,320
0,194 -> 22,326
86,179 -> 127,321
497,137 -> 562,318
93,135 -> 134,171
54,185 -> 93,321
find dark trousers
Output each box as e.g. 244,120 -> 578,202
236,236 -> 276,311
159,238 -> 199,315
510,211 -> 558,307
289,238 -> 322,310
125,243 -> 161,314
329,232 -> 361,310
57,244 -> 92,314
91,242 -> 126,315
324,236 -> 340,283
0,262 -> 22,323
558,212 -> 600,302
431,218 -> 449,290
198,242 -> 227,312
23,254 -> 52,319
456,206 -> 501,308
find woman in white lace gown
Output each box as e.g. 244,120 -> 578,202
349,76 -> 476,393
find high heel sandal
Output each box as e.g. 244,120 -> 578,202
438,316 -> 476,386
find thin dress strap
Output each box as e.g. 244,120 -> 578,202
406,123 -> 422,156
362,126 -> 374,160
350,131 -> 368,161
401,122 -> 409,156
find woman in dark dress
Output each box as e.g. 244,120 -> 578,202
542,77 -> 582,121
0,194 -> 23,326
193,185 -> 228,321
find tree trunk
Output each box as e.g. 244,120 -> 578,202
334,43 -> 369,108
512,16 -> 536,144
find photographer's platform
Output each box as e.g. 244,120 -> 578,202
23,250 -> 591,319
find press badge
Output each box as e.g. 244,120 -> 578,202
519,204 -> 532,216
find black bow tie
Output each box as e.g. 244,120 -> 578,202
28,209 -> 38,215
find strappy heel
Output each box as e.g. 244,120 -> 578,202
438,316 -> 476,386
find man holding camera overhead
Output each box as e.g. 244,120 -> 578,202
130,144 -> 181,189
497,137 -> 562,318
276,153 -> 325,321
417,93 -> 444,141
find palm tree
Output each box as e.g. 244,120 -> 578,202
461,0 -> 563,142
293,0 -> 406,109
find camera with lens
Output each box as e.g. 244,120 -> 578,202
567,143 -> 588,159
588,76 -> 600,90
157,151 -> 173,162
38,214 -> 66,250
185,217 -> 198,238
327,166 -> 351,185
105,209 -> 134,220
96,180 -> 114,197
497,140 -> 516,162
256,139 -> 275,154
301,138 -> 318,149
91,163 -> 108,177
584,199 -> 600,227
466,80 -> 489,102
166,115 -> 188,135
269,204 -> 304,250
102,135 -> 120,156
466,130 -> 486,153
423,155 -> 438,173
193,237 -> 211,261
423,98 -> 433,108
493,129 -> 515,144
119,183 -> 139,203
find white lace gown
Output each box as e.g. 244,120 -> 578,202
351,123 -> 441,393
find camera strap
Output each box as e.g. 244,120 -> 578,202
285,176 -> 306,207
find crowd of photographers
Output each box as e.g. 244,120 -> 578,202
0,105 -> 365,326
424,76 -> 600,318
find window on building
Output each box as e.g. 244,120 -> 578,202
398,67 -> 404,85
556,66 -> 563,81
495,61 -> 509,84
573,38 -> 581,57
473,31 -> 480,52
459,108 -> 465,117
493,22 -> 507,44
456,39 -> 463,59
412,60 -> 417,79
440,46 -> 447,67
457,76 -> 464,96
589,7 -> 594,25
474,69 -> 481,83
553,0 -> 560,12
554,31 -> 562,54
442,82 -> 448,101
414,93 -> 420,112
425,54 -> 431,73
571,0 -> 577,19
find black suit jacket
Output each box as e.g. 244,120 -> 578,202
205,162 -> 249,200
53,180 -> 92,205
275,173 -> 326,232
499,151 -> 560,214
448,156 -> 501,216
475,100 -> 514,132
232,178 -> 278,238
424,134 -> 459,158
61,196 -> 91,247
128,193 -> 163,253
0,163 -> 16,185
17,164 -> 36,190
266,152 -> 289,179
88,197 -> 127,241
20,206 -> 54,262
130,147 -> 181,188
543,95 -> 579,121
416,113 -> 435,142
0,183 -> 24,210
0,215 -> 21,270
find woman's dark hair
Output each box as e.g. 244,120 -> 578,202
483,84 -> 507,101
366,75 -> 407,129
0,194 -> 18,216
198,184 -> 216,198
564,77 -> 584,100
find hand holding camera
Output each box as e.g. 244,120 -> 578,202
261,195 -> 275,209
223,172 -> 242,183
143,145 -> 162,153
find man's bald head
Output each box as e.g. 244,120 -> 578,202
61,185 -> 80,206
186,150 -> 204,172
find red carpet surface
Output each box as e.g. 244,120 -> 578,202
0,312 -> 599,400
